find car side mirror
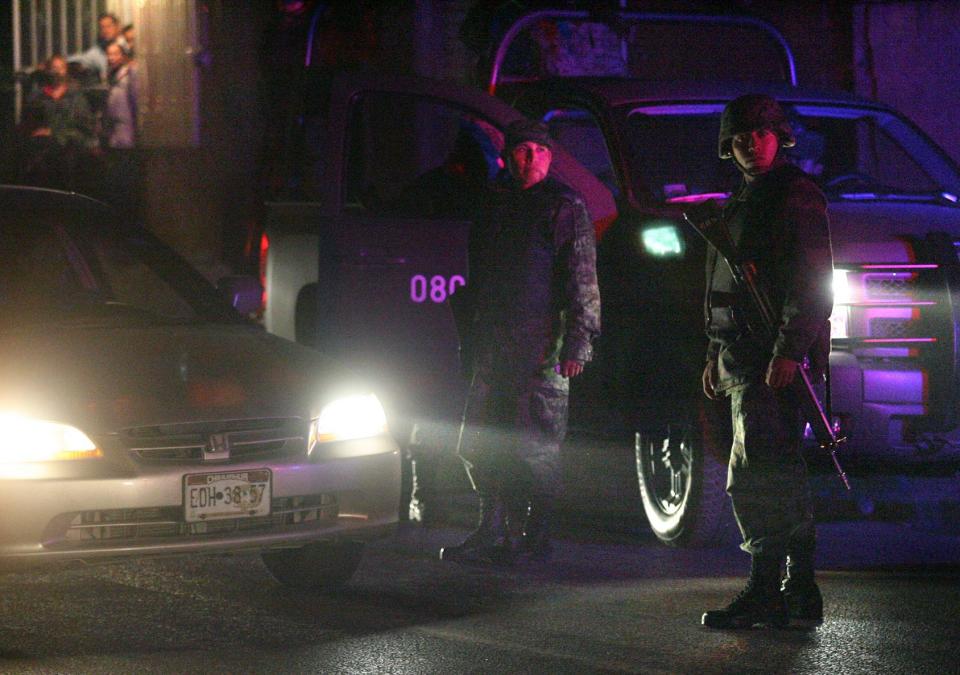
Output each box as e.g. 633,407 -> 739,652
217,275 -> 262,315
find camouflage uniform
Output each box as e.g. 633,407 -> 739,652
460,175 -> 600,507
705,161 -> 833,559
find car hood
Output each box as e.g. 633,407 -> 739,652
0,322 -> 358,435
828,201 -> 960,263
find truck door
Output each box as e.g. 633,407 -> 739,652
319,75 -> 615,448
320,84 -> 488,447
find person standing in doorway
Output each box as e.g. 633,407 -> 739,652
69,12 -> 125,84
101,40 -> 141,222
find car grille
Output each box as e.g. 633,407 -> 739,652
50,494 -> 338,548
869,317 -> 911,339
865,274 -> 915,299
124,417 -> 305,463
833,250 -> 956,440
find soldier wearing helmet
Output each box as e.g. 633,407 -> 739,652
717,93 -> 797,165
700,94 -> 834,629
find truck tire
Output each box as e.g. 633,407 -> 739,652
635,401 -> 734,547
261,541 -> 365,591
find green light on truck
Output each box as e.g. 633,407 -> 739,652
640,223 -> 684,257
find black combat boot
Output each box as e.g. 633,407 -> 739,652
701,556 -> 788,629
439,496 -> 513,564
781,552 -> 823,627
514,498 -> 554,563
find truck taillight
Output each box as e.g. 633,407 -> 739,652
259,233 -> 269,312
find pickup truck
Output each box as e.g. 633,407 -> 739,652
262,11 -> 960,544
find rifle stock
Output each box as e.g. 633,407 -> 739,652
684,201 -> 851,490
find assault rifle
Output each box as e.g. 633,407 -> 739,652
683,200 -> 851,490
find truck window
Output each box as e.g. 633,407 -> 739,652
626,104 -> 956,202
626,109 -> 739,201
543,108 -> 619,197
344,92 -> 503,221
852,119 -> 936,193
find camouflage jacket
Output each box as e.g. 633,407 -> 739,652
705,162 -> 833,391
470,176 -> 601,378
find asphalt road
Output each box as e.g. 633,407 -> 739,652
0,519 -> 957,674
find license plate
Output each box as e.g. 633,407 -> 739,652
184,469 -> 271,522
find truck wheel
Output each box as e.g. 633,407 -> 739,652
261,541 -> 365,590
635,402 -> 733,547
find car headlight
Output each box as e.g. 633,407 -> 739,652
830,269 -> 850,340
0,412 -> 103,462
308,394 -> 388,453
832,269 -> 851,305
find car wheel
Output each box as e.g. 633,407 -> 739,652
635,401 -> 734,547
261,541 -> 365,590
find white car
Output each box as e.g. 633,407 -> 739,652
0,186 -> 401,588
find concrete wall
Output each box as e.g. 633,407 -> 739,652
854,1 -> 960,163
745,0 -> 854,90
414,0 -> 474,82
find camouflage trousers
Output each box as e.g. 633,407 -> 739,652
727,380 -> 815,559
458,364 -> 568,503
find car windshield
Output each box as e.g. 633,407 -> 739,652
0,200 -> 239,328
624,103 -> 960,204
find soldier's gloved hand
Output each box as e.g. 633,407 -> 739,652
557,359 -> 584,378
766,355 -> 799,389
702,359 -> 719,400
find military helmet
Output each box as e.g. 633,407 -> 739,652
718,94 -> 796,159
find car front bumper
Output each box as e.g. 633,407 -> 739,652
0,436 -> 401,572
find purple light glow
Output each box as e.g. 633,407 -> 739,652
632,104 -> 726,116
665,192 -> 731,204
845,301 -> 936,307
861,338 -> 937,343
862,368 -> 927,404
858,264 -> 939,270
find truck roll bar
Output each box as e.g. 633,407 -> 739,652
486,10 -> 798,93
